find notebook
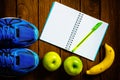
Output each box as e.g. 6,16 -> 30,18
40,2 -> 109,61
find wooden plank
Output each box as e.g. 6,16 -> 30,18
39,0 -> 60,58
101,0 -> 120,79
0,0 -> 16,80
80,0 -> 101,80
17,0 -> 39,52
39,0 -> 62,80
0,0 -> 119,80
17,0 -> 39,80
0,0 -> 16,17
117,2 -> 120,80
60,0 -> 81,80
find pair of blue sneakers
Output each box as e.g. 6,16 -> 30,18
0,17 -> 39,77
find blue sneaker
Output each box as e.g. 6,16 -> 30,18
0,17 -> 39,48
0,48 -> 39,77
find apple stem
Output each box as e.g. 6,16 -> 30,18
52,60 -> 56,64
73,64 -> 77,68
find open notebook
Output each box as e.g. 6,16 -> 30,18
40,2 -> 109,61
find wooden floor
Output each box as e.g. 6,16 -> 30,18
0,0 -> 120,80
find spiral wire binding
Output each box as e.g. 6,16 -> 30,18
65,13 -> 84,51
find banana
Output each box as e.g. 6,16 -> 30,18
86,43 -> 115,75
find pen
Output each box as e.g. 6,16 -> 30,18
72,22 -> 103,52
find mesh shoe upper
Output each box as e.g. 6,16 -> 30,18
0,17 -> 39,48
0,48 -> 39,76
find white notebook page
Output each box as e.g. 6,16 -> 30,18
40,2 -> 108,61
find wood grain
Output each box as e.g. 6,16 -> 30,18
17,0 -> 39,80
0,0 -> 119,80
81,0 -> 101,80
0,0 -> 16,80
39,0 -> 62,80
17,0 -> 39,52
101,0 -> 120,80
0,0 -> 16,17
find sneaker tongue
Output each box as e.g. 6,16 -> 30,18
17,27 -> 34,42
14,51 -> 35,70
18,53 -> 34,68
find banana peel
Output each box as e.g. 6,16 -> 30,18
86,43 -> 115,75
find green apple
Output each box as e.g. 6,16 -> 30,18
64,56 -> 83,76
43,51 -> 62,71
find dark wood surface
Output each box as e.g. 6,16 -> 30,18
0,0 -> 120,80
